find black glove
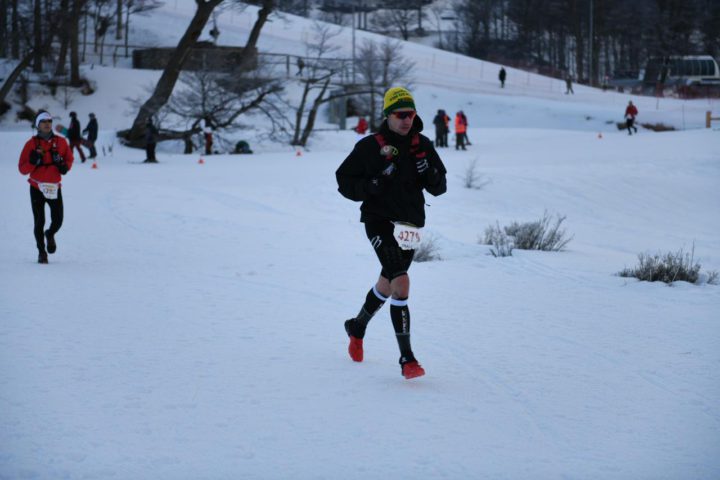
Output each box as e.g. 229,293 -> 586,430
52,151 -> 68,174
416,157 -> 441,185
29,149 -> 44,166
416,157 -> 430,175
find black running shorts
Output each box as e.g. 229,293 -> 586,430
364,220 -> 414,280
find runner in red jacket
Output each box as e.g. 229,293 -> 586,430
624,101 -> 639,135
18,110 -> 74,263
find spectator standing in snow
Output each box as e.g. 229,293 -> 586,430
625,100 -> 639,135
432,109 -> 449,147
336,87 -> 447,380
454,111 -> 467,150
67,111 -> 86,163
354,117 -> 368,135
202,116 -> 214,155
145,118 -> 159,162
296,57 -> 305,76
565,74 -> 574,94
82,112 -> 98,158
499,67 -> 507,88
18,111 -> 74,264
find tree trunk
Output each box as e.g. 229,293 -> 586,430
32,0 -> 42,72
244,0 -> 274,53
0,0 -> 8,58
292,83 -> 311,145
69,0 -> 81,86
0,50 -> 33,105
11,0 -> 19,58
125,0 -> 224,145
54,0 -> 70,77
116,0 -> 122,40
298,78 -> 330,146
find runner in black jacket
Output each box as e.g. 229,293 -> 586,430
336,86 -> 447,379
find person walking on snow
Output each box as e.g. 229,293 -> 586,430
336,87 -> 448,379
67,111 -> 86,163
18,111 -> 74,264
625,100 -> 638,135
82,112 -> 98,158
499,66 -> 507,88
565,74 -> 574,94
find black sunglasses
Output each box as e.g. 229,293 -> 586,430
391,111 -> 416,120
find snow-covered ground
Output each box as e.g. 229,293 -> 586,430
1,2 -> 719,479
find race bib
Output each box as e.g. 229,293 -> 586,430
394,222 -> 422,251
38,182 -> 59,200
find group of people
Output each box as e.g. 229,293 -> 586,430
432,109 -> 470,150
65,111 -> 98,163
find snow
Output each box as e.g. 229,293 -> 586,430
1,2 -> 719,479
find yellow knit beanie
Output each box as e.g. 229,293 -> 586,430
383,87 -> 415,116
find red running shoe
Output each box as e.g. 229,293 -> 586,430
401,361 -> 425,379
348,336 -> 363,362
344,319 -> 364,362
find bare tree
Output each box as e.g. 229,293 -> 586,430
291,22 -> 340,146
355,37 -> 415,130
162,68 -> 287,152
123,0 -> 275,146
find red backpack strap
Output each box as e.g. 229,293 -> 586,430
374,133 -> 386,148
374,133 -> 397,160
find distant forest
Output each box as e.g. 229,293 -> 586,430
282,0 -> 720,84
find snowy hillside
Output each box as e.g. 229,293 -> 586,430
1,2 -> 719,479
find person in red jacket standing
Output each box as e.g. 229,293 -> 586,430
18,111 -> 74,264
454,111 -> 467,150
624,100 -> 639,135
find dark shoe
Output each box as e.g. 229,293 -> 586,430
45,230 -> 56,254
344,319 -> 364,362
38,251 -> 48,264
400,355 -> 425,379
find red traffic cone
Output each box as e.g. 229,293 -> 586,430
597,132 -> 603,139
295,149 -> 302,157
198,157 -> 205,164
91,161 -> 98,169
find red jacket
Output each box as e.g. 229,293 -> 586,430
625,104 -> 638,119
18,134 -> 74,189
355,117 -> 368,135
455,114 -> 467,133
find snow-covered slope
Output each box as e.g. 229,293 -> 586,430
1,2 -> 719,479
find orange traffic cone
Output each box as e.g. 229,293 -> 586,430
198,157 -> 205,164
91,161 -> 98,169
296,149 -> 302,157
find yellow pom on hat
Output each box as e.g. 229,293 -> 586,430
383,87 -> 415,116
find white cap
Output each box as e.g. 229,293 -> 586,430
34,112 -> 52,128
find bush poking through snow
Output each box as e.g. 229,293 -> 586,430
463,159 -> 490,190
413,233 -> 441,262
618,245 -> 714,284
488,211 -> 573,252
483,222 -> 514,257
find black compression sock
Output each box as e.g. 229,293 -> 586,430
390,298 -> 413,360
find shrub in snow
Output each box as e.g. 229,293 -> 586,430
640,122 -> 675,132
488,211 -> 572,252
413,233 -> 441,262
462,159 -> 490,190
619,245 -> 715,285
483,222 -> 514,257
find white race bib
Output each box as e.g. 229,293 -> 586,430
393,222 -> 422,251
38,182 -> 59,200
